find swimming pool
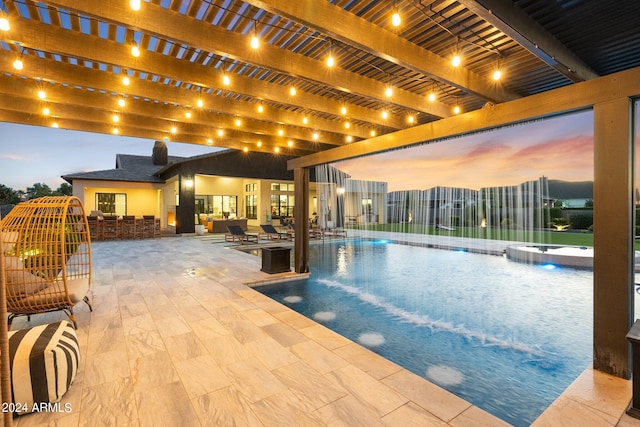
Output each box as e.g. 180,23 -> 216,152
255,239 -> 593,426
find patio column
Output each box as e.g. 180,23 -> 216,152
593,97 -> 634,378
293,167 -> 309,273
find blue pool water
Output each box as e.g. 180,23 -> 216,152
256,239 -> 593,426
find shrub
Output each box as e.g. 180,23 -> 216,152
570,213 -> 593,230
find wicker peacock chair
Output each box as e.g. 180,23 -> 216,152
0,196 -> 92,329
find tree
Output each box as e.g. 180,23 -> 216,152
0,184 -> 20,205
26,182 -> 53,200
55,182 -> 73,196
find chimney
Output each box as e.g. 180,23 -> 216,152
152,140 -> 168,165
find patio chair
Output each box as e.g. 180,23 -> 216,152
1,196 -> 93,329
225,225 -> 259,244
259,224 -> 291,241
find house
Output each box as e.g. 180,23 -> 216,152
62,141 -> 386,233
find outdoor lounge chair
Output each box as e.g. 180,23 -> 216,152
259,224 -> 292,241
225,225 -> 259,244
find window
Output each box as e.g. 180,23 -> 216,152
196,195 -> 238,217
246,195 -> 257,219
96,193 -> 126,216
271,194 -> 295,218
361,198 -> 373,214
245,183 -> 257,192
271,183 -> 294,191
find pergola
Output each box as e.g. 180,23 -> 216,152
1,0 -> 639,382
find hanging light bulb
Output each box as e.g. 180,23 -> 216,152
274,146 -> 280,153
222,74 -> 231,86
235,118 -> 241,127
326,54 -> 335,68
257,140 -> 262,147
407,115 -> 415,124
302,116 -> 309,125
207,138 -> 213,145
185,111 -> 192,119
453,105 -> 461,114
381,110 -> 389,120
42,107 -> 50,116
287,140 -> 293,147
340,106 -> 347,115
428,92 -> 436,102
250,20 -> 259,49
289,86 -> 297,96
451,37 -> 461,67
370,129 -> 376,137
112,114 -> 119,123
37,90 -> 46,100
131,41 -> 141,58
492,69 -> 502,81
257,104 -> 264,113
112,127 -> 119,134
0,14 -> 9,32
346,135 -> 353,143
385,86 -> 393,98
122,75 -> 130,86
391,10 -> 401,27
312,132 -> 319,140
243,146 -> 249,153
118,97 -> 126,107
13,58 -> 23,70
196,99 -> 204,108
277,129 -> 284,137
130,0 -> 141,11
217,129 -> 224,137
51,122 -> 59,128
344,121 -> 351,129
170,126 -> 177,134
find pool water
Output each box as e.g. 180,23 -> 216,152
256,240 -> 594,426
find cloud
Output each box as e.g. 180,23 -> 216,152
1,154 -> 27,160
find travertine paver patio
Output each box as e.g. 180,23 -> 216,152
7,234 -> 638,426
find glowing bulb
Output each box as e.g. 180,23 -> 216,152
222,75 -> 231,86
42,107 -> 50,115
312,132 -> 319,140
428,92 -> 436,102
243,146 -> 248,153
277,129 -> 284,137
118,98 -> 126,107
207,138 -> 213,145
122,76 -> 130,86
37,90 -> 46,100
185,111 -> 192,119
274,146 -> 280,153
391,12 -> 401,27
302,116 -> 308,125
289,86 -> 297,96
130,0 -> 141,11
407,115 -> 415,124
0,17 -> 9,32
346,135 -> 353,143
13,58 -> 23,70
452,54 -> 461,67
344,121 -> 350,129
257,140 -> 262,147
257,104 -> 264,113
385,87 -> 393,97
196,99 -> 203,108
131,43 -> 141,57
171,126 -> 177,134
493,69 -> 502,81
112,114 -> 119,123
250,35 -> 259,49
287,140 -> 293,147
340,106 -> 347,115
453,105 -> 461,114
112,127 -> 119,134
326,55 -> 335,67
217,129 -> 224,137
370,130 -> 376,137
381,110 -> 388,120
51,122 -> 59,128
235,118 -> 241,127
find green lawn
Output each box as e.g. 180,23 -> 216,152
350,223 -> 597,246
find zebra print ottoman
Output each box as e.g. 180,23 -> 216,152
7,320 -> 80,414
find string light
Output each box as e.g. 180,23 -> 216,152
112,127 -> 119,134
250,20 -> 259,49
243,146 -> 249,153
391,1 -> 401,27
381,110 -> 389,120
287,140 -> 293,147
344,121 -> 351,129
13,58 -> 23,70
196,99 -> 203,108
131,41 -> 141,58
118,97 -> 126,107
185,111 -> 192,119
385,86 -> 393,98
289,86 -> 297,96
112,114 -> 119,123
222,74 -> 231,86
451,37 -> 461,67
257,140 -> 262,147
235,118 -> 241,126
0,13 -> 9,32
42,107 -> 50,115
274,146 -> 280,153
407,115 -> 415,124
453,104 -> 461,114
312,132 -> 319,140
257,104 -> 264,113
428,92 -> 436,102
217,129 -> 224,137
370,130 -> 376,137
122,75 -> 130,86
492,69 -> 502,81
346,135 -> 353,142
170,126 -> 177,134
340,106 -> 347,115
129,0 -> 141,11
302,116 -> 309,125
37,90 -> 46,100
277,129 -> 284,137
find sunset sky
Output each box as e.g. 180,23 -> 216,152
0,108 -> 638,192
333,110 -> 597,192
